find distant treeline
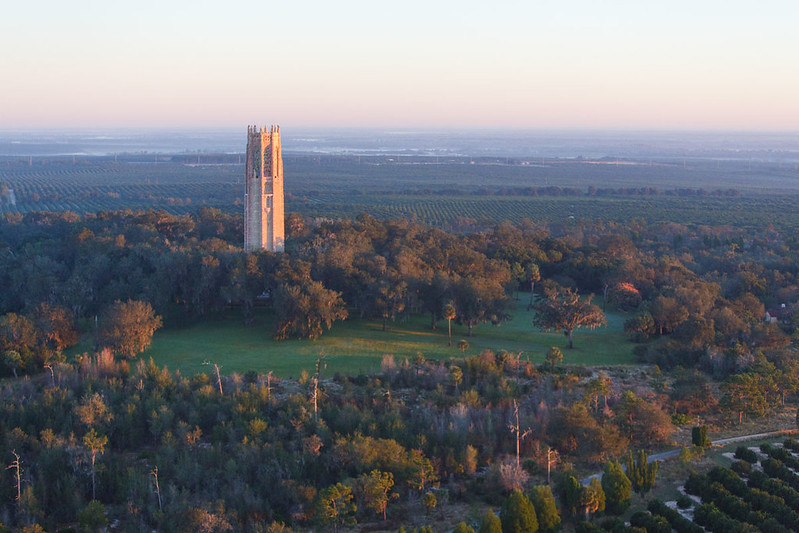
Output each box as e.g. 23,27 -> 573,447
394,186 -> 744,197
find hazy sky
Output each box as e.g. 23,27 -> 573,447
2,0 -> 798,130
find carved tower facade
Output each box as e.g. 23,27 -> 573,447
244,125 -> 284,252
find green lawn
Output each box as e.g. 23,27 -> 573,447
140,304 -> 636,377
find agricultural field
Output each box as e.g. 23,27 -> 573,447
652,437 -> 799,532
121,305 -> 636,378
3,153 -> 799,230
299,194 -> 799,231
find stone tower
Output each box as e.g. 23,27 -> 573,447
244,125 -> 285,252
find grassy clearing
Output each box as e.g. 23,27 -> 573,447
140,304 -> 636,377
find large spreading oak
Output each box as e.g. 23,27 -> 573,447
532,286 -> 606,349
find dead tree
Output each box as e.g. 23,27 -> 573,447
508,400 -> 532,468
7,450 -> 21,505
151,466 -> 162,511
203,361 -> 223,396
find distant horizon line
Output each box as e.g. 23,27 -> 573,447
1,125 -> 799,134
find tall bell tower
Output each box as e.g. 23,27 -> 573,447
244,125 -> 284,252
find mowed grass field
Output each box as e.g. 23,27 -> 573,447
142,304 -> 636,378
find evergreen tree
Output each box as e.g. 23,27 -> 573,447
530,485 -> 560,532
479,511 -> 503,533
77,500 -> 107,532
692,426 -> 711,448
453,522 -> 477,533
601,461 -> 631,514
625,450 -> 658,497
560,475 -> 582,519
544,347 -> 564,370
358,470 -> 396,521
579,478 -> 605,521
500,490 -> 538,533
316,483 -> 356,532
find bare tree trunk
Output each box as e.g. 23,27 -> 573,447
447,319 -> 452,346
312,378 -> 319,422
151,467 -> 162,511
7,450 -> 21,505
214,363 -> 223,396
44,363 -> 55,387
509,400 -> 531,469
91,452 -> 97,500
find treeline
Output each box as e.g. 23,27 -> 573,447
1,208 -> 799,377
1,208 -> 799,433
0,338 -> 678,531
393,185 -> 743,197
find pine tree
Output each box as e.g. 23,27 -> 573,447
453,522 -> 477,533
500,490 -> 539,533
478,510 -> 502,533
625,450 -> 658,497
316,483 -> 356,532
579,478 -> 605,520
560,475 -> 582,519
691,426 -> 711,448
601,461 -> 631,514
530,485 -> 560,532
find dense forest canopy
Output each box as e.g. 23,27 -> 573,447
0,207 -> 798,530
1,207 -> 797,365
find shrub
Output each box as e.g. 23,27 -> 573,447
671,413 -> 691,426
683,472 -> 708,497
676,494 -> 693,509
649,499 -> 704,533
453,522 -> 476,533
630,511 -> 671,533
734,446 -> 758,463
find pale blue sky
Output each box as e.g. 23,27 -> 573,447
2,0 -> 798,129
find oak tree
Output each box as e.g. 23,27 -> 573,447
273,281 -> 348,340
97,300 -> 162,358
533,285 -> 606,349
